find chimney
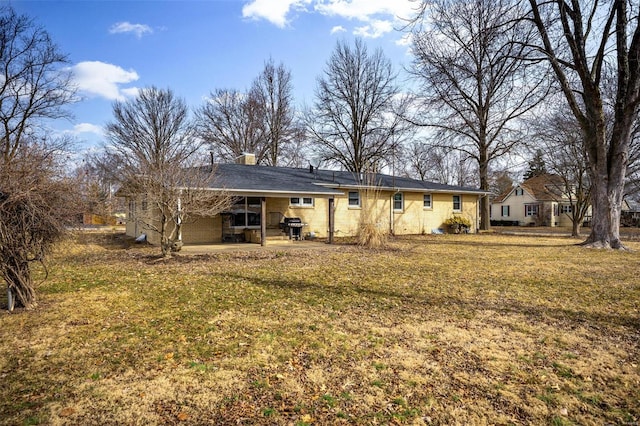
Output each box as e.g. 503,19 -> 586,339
236,153 -> 256,165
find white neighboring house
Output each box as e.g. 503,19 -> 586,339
491,174 -> 588,227
622,199 -> 640,227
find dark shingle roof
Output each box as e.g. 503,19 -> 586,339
207,164 -> 486,196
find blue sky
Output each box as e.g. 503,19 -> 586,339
9,0 -> 417,150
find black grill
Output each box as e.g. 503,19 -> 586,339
280,217 -> 304,240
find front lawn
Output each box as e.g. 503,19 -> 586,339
1,232 -> 638,425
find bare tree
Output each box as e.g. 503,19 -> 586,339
527,0 -> 640,249
408,0 -> 550,230
1,138 -> 79,311
0,7 -> 77,310
74,155 -> 123,223
104,86 -> 231,257
534,106 -> 591,237
405,142 -> 478,186
195,88 -> 267,164
250,58 -> 299,166
0,7 -> 75,163
306,38 -> 410,176
625,121 -> 640,198
489,169 -> 515,197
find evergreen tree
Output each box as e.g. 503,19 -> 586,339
523,149 -> 547,180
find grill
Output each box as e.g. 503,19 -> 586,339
280,217 -> 305,240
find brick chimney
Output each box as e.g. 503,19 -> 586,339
236,153 -> 256,165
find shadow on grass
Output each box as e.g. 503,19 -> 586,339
428,238 -> 574,249
218,271 -> 640,334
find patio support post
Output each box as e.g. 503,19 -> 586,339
328,197 -> 335,244
260,197 -> 266,247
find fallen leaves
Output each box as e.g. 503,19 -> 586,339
1,232 -> 639,425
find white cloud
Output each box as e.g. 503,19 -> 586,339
396,33 -> 413,47
243,0 -> 419,40
353,19 -> 393,39
314,0 -> 417,22
242,0 -> 311,28
109,21 -> 153,38
71,61 -> 140,100
70,123 -> 104,136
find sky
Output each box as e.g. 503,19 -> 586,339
9,0 -> 419,152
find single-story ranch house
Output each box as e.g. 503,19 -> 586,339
125,154 -> 487,245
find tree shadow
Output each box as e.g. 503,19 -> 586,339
218,271 -> 640,334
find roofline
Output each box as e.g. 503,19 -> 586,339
314,182 -> 488,195
193,187 -> 344,198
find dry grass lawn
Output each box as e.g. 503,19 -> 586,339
0,231 -> 639,425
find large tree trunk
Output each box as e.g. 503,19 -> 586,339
582,125 -> 628,249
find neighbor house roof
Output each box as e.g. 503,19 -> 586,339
623,199 -> 640,212
204,164 -> 486,197
493,173 -> 565,204
520,174 -> 565,201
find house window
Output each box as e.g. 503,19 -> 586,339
453,195 -> 462,211
348,191 -> 360,207
393,192 -> 404,211
515,188 -> 524,196
128,200 -> 135,219
229,197 -> 261,227
560,204 -> 573,214
501,205 -> 510,217
290,197 -> 314,207
525,204 -> 539,216
423,194 -> 432,209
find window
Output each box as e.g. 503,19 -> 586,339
128,200 -> 135,219
501,205 -> 510,217
452,195 -> 462,211
228,197 -> 261,227
515,188 -> 524,196
393,192 -> 404,211
290,197 -> 314,207
525,204 -> 539,216
348,191 -> 360,207
423,194 -> 432,209
560,204 -> 573,214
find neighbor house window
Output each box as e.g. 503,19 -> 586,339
290,197 -> 314,207
525,204 -> 539,216
515,188 -> 524,196
560,205 -> 573,214
501,205 -> 510,217
423,194 -> 432,209
393,192 -> 404,211
453,195 -> 462,211
348,191 -> 360,207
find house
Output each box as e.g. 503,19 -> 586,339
125,154 -> 487,245
622,199 -> 640,227
490,173 -> 586,227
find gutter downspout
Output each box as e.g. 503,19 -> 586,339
328,197 -> 335,244
260,197 -> 266,247
477,194 -> 481,233
177,191 -> 182,242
